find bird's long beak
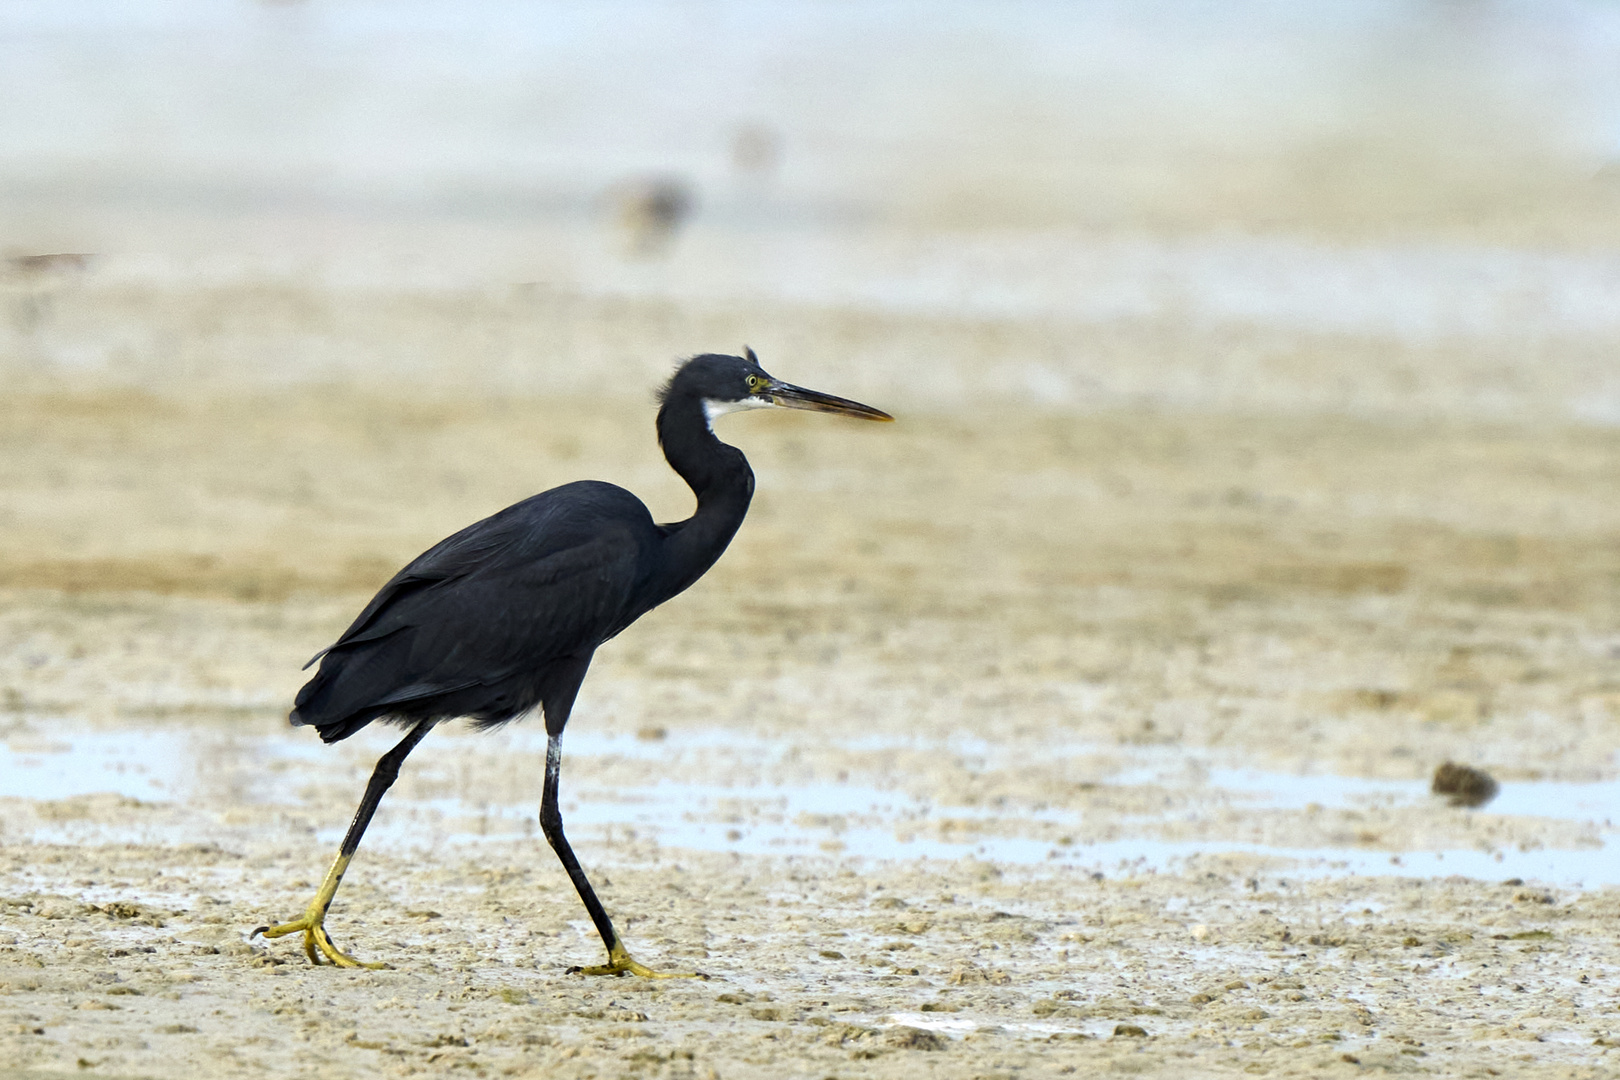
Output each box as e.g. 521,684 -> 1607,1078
764,381 -> 894,421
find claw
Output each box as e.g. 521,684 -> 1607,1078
569,939 -> 706,979
254,852 -> 388,969
258,907 -> 389,969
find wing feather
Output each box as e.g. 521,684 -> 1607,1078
292,482 -> 657,735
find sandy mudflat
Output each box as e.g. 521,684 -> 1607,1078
0,379 -> 1617,1078
4,5 -> 1620,1073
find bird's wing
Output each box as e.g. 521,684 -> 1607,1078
312,485 -> 654,682
291,484 -> 661,737
385,528 -> 647,688
304,510 -> 525,667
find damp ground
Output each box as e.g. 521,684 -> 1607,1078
1,388 -> 1619,1078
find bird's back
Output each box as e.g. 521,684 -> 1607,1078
292,481 -> 661,743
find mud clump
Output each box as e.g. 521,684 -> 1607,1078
1431,762 -> 1499,807
885,1026 -> 948,1051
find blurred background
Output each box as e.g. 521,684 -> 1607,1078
4,0 -> 1620,848
3,0 -> 1619,417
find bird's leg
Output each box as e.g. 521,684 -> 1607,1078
539,733 -> 704,978
253,720 -> 433,968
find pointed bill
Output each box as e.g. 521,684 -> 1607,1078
763,381 -> 894,421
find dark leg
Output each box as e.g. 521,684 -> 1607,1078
539,733 -> 701,978
254,720 -> 434,968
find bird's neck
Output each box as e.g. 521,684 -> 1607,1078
651,396 -> 755,601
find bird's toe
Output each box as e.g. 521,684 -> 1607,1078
571,944 -> 706,979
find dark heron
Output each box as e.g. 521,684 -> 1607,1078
253,351 -> 892,976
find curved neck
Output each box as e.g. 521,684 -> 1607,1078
649,394 -> 754,604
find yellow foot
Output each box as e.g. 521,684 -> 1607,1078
569,942 -> 706,979
252,910 -> 388,970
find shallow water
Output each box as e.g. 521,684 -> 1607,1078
5,723 -> 1614,886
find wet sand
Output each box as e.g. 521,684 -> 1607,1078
6,3 -> 1620,1072
2,378 -> 1619,1077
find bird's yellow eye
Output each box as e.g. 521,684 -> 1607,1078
746,375 -> 761,391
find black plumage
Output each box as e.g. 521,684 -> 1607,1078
255,351 -> 891,975
292,480 -> 668,743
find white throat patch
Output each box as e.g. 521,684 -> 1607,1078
703,396 -> 774,428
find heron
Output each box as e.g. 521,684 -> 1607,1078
253,351 -> 892,976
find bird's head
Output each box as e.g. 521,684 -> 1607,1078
662,349 -> 894,426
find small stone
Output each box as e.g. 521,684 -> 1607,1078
1431,762 -> 1498,807
885,1026 -> 947,1051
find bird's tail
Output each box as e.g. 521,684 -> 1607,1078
289,642 -> 408,744
290,631 -> 474,744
